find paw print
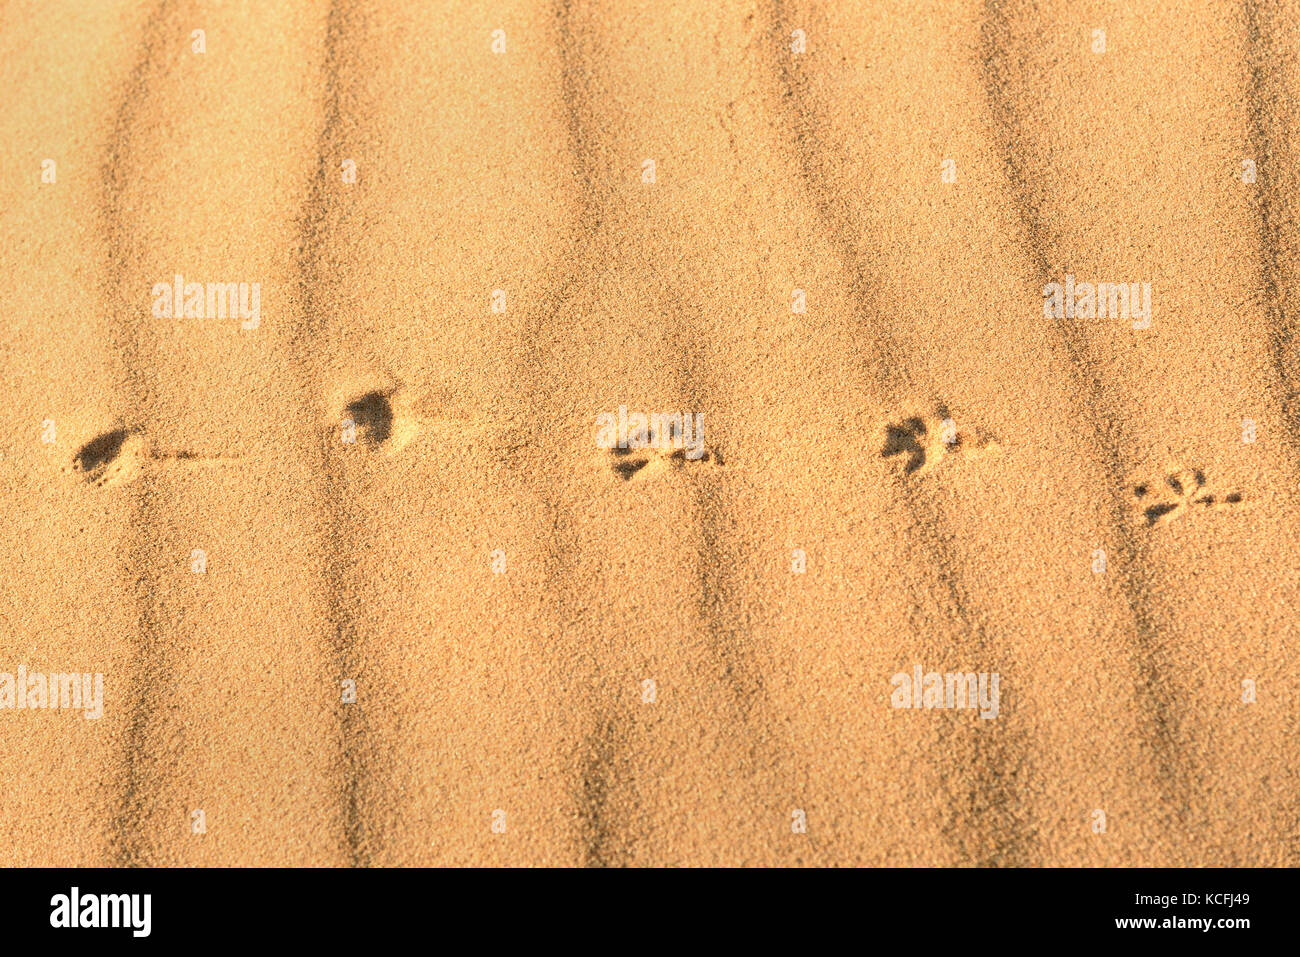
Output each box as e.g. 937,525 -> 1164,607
65,429 -> 145,488
606,425 -> 719,482
881,411 -> 997,477
1132,469 -> 1244,526
64,428 -> 241,488
332,387 -> 421,455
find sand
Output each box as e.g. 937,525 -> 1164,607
0,0 -> 1297,867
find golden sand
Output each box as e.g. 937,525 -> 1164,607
0,0 -> 1297,866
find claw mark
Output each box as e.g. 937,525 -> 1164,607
1133,468 -> 1245,526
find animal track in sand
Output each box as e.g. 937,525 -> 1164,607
331,386 -> 490,456
1132,468 -> 1245,526
66,428 -> 240,488
68,428 -> 140,487
345,391 -> 393,444
606,425 -> 720,482
880,410 -> 999,477
334,388 -> 418,455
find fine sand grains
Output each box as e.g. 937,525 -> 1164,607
0,0 -> 1297,866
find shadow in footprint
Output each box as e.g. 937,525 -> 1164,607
612,457 -> 651,480
1134,468 -> 1245,526
66,427 -> 243,489
605,427 -> 648,482
605,425 -> 719,481
345,391 -> 394,446
881,407 -> 997,478
882,417 -> 928,475
72,429 -> 131,475
667,447 -> 715,464
1143,502 -> 1181,525
66,427 -> 148,488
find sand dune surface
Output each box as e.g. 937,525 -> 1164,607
0,0 -> 1297,866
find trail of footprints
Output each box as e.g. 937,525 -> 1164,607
59,399 -> 1253,527
877,410 -> 1249,531
62,388 -> 441,487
